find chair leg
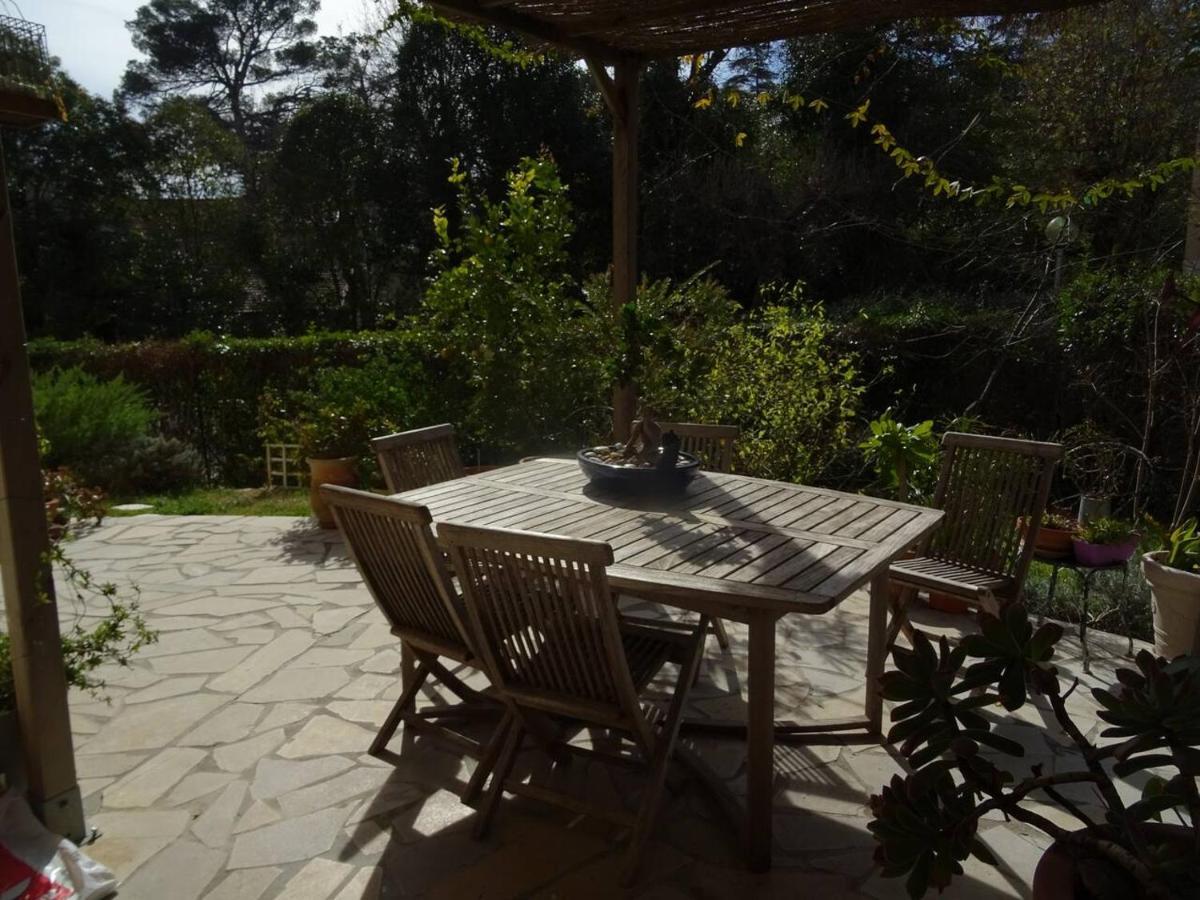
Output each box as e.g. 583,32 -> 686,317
623,617 -> 709,886
370,658 -> 432,756
710,617 -> 731,651
474,720 -> 524,840
462,711 -> 513,806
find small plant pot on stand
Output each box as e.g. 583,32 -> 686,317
308,457 -> 358,528
1142,550 -> 1200,658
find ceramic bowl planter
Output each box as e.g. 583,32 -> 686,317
1020,517 -> 1077,559
1032,823 -> 1192,900
308,457 -> 357,528
1071,536 -> 1138,567
1141,551 -> 1200,658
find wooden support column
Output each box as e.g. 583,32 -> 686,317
589,56 -> 643,442
0,139 -> 84,840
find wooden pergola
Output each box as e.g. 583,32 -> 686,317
429,0 -> 1098,440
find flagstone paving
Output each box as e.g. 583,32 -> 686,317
36,514 -> 1152,898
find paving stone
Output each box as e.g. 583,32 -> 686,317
276,857 -> 357,900
105,747 -> 207,808
80,777 -> 114,799
267,607 -> 310,629
215,728 -> 287,772
277,767 -> 393,818
236,565 -> 310,585
118,839 -> 225,900
250,756 -> 356,801
179,703 -> 264,746
76,752 -> 146,779
241,666 -> 350,703
392,789 -> 474,841
227,805 -> 353,869
157,596 -> 282,616
79,693 -> 230,753
326,700 -> 393,725
202,867 -> 281,900
360,649 -> 402,674
255,702 -> 315,733
335,674 -> 398,700
277,715 -> 375,759
124,675 -> 210,704
135,629 -> 230,659
291,647 -> 373,668
151,645 -> 256,675
313,607 -> 369,635
210,612 -> 275,632
333,866 -> 382,900
234,800 -> 281,833
209,630 -> 315,695
166,771 -> 239,806
192,781 -> 249,848
345,782 -> 426,825
234,627 -> 278,645
348,624 -> 396,651
140,615 -> 219,632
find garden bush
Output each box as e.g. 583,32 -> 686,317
32,367 -> 156,487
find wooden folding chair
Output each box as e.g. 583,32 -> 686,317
647,422 -> 740,652
439,522 -> 710,885
886,432 -> 1063,650
372,423 -> 465,493
321,485 -> 504,801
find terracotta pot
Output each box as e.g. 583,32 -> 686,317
308,457 -> 358,528
1033,823 -> 1191,899
927,591 -> 970,614
1021,517 -> 1076,559
1142,550 -> 1200,658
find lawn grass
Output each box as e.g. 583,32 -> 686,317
110,486 -> 310,517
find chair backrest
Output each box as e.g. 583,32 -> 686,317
926,432 -> 1063,593
658,422 -> 739,473
439,522 -> 646,732
372,423 -> 464,493
321,485 -> 471,657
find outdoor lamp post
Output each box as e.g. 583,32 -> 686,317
1045,214 -> 1079,292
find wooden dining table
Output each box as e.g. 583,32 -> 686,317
394,457 -> 943,872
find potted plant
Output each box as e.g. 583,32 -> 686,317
869,606 -> 1199,899
1142,518 -> 1200,658
1073,517 -> 1140,567
296,405 -> 372,528
1022,510 -> 1079,559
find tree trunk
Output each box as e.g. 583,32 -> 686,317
1186,119 -> 1200,276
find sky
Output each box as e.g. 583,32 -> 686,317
22,0 -> 371,98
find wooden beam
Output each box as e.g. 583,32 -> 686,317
606,58 -> 642,441
0,140 -> 84,840
429,0 -> 622,62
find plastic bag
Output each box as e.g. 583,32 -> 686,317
0,791 -> 116,900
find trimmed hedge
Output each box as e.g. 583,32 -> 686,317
28,331 -> 436,486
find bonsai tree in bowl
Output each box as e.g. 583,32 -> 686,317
869,605 -> 1199,899
1142,519 -> 1200,657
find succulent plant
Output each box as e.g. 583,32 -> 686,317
869,604 -> 1200,899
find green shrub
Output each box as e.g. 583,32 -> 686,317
418,155 -> 609,456
860,410 -> 937,502
260,355 -> 424,476
656,293 -> 863,483
117,435 -> 206,494
33,367 -> 155,486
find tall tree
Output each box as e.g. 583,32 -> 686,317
122,0 -> 320,146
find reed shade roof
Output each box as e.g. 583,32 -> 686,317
428,0 -> 1100,60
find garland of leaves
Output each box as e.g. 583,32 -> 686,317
692,86 -> 1198,213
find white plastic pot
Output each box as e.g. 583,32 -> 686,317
1142,551 -> 1200,658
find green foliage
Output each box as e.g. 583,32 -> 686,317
870,607 -> 1200,898
1076,517 -> 1138,546
1041,511 -> 1079,532
1163,519 -> 1200,574
32,367 -> 156,487
418,155 -> 608,454
860,410 -> 937,502
260,355 -> 422,467
120,435 -> 206,494
111,487 -> 309,517
666,299 -> 863,483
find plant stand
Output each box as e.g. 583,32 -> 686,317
1037,553 -> 1130,673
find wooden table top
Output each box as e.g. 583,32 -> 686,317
396,458 -> 943,616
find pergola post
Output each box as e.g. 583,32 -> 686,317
0,140 -> 85,840
589,56 -> 644,442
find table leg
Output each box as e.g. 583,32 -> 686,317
866,571 -> 890,735
746,609 -> 776,872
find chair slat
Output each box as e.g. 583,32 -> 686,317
373,423 -> 465,493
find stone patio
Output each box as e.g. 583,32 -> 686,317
44,514 -> 1150,899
